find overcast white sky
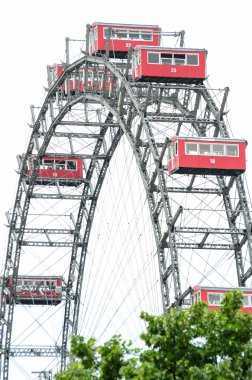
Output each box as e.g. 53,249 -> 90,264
0,1 -> 251,378
0,1 -> 251,266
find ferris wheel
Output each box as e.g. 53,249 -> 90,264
0,22 -> 252,379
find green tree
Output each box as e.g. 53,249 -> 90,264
54,335 -> 135,380
55,290 -> 252,379
54,336 -> 99,380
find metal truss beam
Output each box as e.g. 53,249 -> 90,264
162,264 -> 172,281
47,132 -> 103,139
16,228 -> 74,235
8,346 -> 67,357
168,286 -> 193,309
59,121 -> 119,127
21,241 -> 82,247
147,115 -> 217,124
166,186 -> 221,194
31,194 -> 92,200
242,266 -> 252,283
174,227 -> 246,235
132,82 -> 215,91
173,243 -> 233,250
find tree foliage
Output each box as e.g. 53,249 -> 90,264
55,291 -> 252,379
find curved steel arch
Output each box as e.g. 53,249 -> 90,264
0,53 -> 252,378
0,56 -> 173,377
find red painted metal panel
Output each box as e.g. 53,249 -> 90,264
132,46 -> 207,84
193,286 -> 252,314
168,136 -> 247,176
89,22 -> 161,58
49,64 -> 115,94
5,277 -> 63,305
24,156 -> 84,185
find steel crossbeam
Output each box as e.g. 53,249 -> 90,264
7,346 -> 67,357
21,241 -> 83,247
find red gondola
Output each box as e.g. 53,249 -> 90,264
49,64 -> 84,94
191,285 -> 252,314
167,136 -> 247,176
48,64 -> 116,94
4,276 -> 63,306
23,155 -> 84,186
88,22 -> 161,58
132,46 -> 207,84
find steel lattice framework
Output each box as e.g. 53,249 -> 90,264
0,34 -> 252,379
